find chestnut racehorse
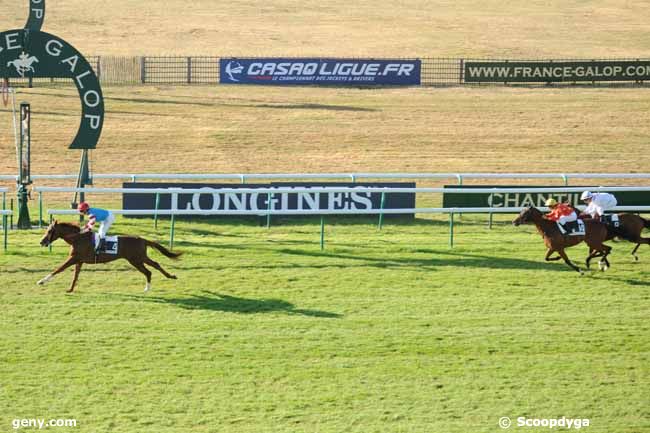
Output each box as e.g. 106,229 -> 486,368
39,220 -> 181,293
513,207 -> 612,274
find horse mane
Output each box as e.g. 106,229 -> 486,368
55,221 -> 82,232
57,221 -> 80,228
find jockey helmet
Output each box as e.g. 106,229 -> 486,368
580,191 -> 593,201
77,202 -> 90,212
545,198 -> 558,207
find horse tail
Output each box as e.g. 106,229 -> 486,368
145,239 -> 182,260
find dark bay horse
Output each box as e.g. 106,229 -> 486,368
602,214 -> 650,261
568,204 -> 650,261
39,220 -> 181,293
513,207 -> 612,274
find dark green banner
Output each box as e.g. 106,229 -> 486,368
0,29 -> 103,149
443,186 -> 650,211
25,0 -> 45,31
464,61 -> 650,83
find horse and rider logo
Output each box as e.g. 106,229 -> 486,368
225,61 -> 244,82
7,51 -> 39,77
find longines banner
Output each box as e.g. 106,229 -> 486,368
220,58 -> 421,85
464,61 -> 650,83
123,182 -> 416,218
443,185 -> 650,210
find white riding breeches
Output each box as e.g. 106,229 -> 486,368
558,213 -> 577,225
98,214 -> 115,239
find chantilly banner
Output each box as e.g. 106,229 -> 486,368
443,185 -> 650,210
465,60 -> 650,83
220,58 -> 421,85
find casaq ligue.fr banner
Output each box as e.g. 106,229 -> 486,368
122,182 -> 416,218
219,58 -> 421,85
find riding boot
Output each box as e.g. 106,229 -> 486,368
558,223 -> 567,235
95,238 -> 105,255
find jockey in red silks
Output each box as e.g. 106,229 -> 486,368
544,198 -> 577,234
78,202 -> 115,253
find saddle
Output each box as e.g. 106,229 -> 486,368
601,214 -> 620,228
92,234 -> 119,255
558,219 -> 585,236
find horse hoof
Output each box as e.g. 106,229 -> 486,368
66,289 -> 74,293
633,255 -> 639,262
171,275 -> 177,280
144,283 -> 151,292
579,269 -> 585,276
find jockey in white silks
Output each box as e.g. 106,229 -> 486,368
580,191 -> 617,220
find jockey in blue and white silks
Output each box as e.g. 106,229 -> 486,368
78,202 -> 115,252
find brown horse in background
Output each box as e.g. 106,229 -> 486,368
513,207 -> 612,274
602,214 -> 650,261
568,204 -> 650,261
39,220 -> 181,293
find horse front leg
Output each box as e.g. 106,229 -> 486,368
67,263 -> 83,293
38,255 -> 78,285
545,248 -> 561,261
557,249 -> 583,275
585,248 -> 603,269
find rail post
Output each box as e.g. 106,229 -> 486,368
561,174 -> 569,186
48,214 -> 53,253
140,56 -> 147,84
38,191 -> 43,228
378,192 -> 386,230
169,213 -> 175,249
3,213 -> 7,251
153,192 -> 160,230
449,212 -> 455,248
266,192 -> 272,228
320,216 -> 325,250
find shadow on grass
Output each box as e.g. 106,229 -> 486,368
119,291 -> 341,318
275,248 -> 574,272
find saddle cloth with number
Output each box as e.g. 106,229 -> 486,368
561,219 -> 586,236
92,234 -> 119,254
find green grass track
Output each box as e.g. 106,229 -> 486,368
1,215 -> 648,432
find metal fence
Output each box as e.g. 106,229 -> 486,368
8,56 -> 650,86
